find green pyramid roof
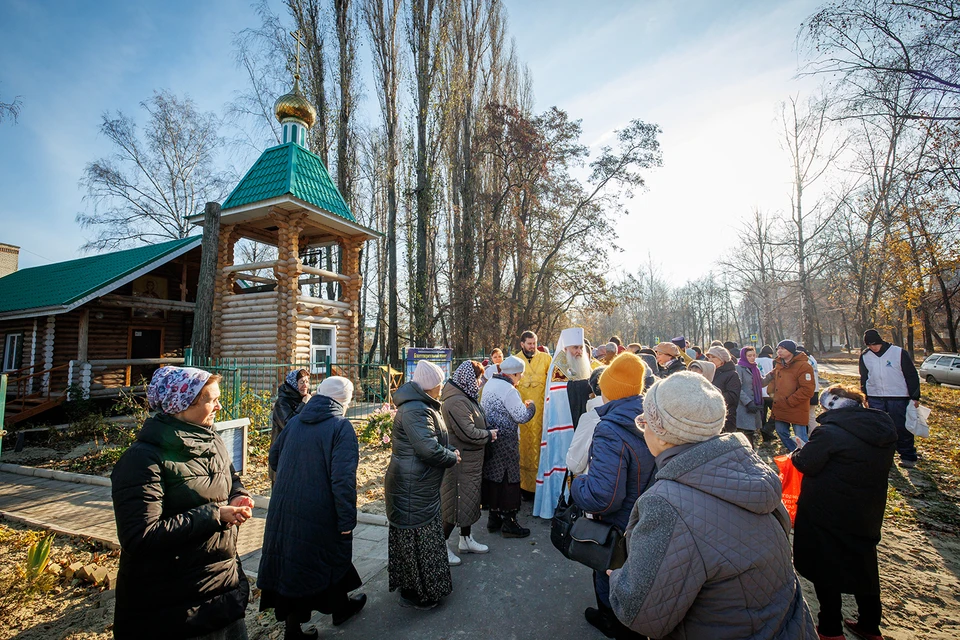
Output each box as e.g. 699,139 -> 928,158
0,236 -> 200,316
222,142 -> 354,221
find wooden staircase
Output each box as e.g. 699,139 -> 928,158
3,363 -> 69,427
4,393 -> 66,427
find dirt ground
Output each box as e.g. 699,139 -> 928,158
0,521 -> 120,640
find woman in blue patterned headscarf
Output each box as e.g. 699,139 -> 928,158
270,369 -> 310,483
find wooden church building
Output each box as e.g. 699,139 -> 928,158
0,67 -> 376,425
201,72 -> 377,369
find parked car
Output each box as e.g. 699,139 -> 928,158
919,353 -> 960,386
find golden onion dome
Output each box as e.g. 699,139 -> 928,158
274,79 -> 316,128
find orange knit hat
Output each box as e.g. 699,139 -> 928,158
598,352 -> 647,401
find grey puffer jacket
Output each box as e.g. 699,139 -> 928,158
609,434 -> 817,640
384,382 -> 459,528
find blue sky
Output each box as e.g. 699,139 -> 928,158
0,0 -> 822,283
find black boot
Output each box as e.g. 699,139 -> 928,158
584,607 -> 617,638
501,510 -> 530,538
332,593 -> 367,626
487,510 -> 503,532
284,618 -> 318,640
520,489 -> 535,502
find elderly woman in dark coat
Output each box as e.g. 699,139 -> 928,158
791,384 -> 897,640
440,361 -> 496,565
385,360 -> 460,609
111,367 -> 253,640
258,376 -> 366,639
270,369 -> 309,482
705,345 -> 741,433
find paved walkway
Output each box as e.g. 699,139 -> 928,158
0,469 -> 388,583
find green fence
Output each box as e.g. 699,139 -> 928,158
186,352 -> 392,424
0,374 -> 6,458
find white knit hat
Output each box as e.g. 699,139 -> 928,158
643,371 -> 726,445
499,355 -> 526,375
316,375 -> 354,408
412,360 -> 445,391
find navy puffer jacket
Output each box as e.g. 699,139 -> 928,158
258,394 -> 359,597
570,395 -> 656,531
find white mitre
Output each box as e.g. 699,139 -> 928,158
558,327 -> 584,350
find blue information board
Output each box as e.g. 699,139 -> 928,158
405,348 -> 453,382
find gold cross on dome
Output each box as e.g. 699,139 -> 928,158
290,29 -> 306,79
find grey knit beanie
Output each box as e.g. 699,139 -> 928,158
643,371 -> 726,445
412,360 -> 444,390
706,345 -> 732,363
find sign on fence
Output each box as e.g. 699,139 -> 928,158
215,418 -> 250,474
405,348 -> 453,382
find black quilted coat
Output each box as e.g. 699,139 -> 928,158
384,382 -> 458,528
712,361 -> 742,433
257,394 -> 359,598
791,406 -> 896,594
111,413 -> 250,639
440,381 -> 491,527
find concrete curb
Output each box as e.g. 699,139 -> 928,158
0,463 -> 112,487
0,510 -> 120,549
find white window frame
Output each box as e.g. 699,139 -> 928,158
309,324 -> 337,375
3,333 -> 22,372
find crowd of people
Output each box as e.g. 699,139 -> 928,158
106,326 -> 921,640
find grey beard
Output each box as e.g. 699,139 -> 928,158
566,351 -> 592,381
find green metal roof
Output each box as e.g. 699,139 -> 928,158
0,236 -> 199,315
221,142 -> 355,221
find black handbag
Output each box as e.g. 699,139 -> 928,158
550,472 -> 627,572
550,471 -> 579,557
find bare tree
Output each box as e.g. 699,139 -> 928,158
77,90 -> 230,251
0,85 -> 21,124
803,0 -> 960,120
362,0 -> 403,366
779,93 -> 848,347
334,0 -> 358,206
407,0 -> 451,346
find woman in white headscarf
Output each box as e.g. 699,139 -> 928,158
258,376 -> 366,638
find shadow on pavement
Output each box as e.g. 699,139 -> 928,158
301,501 -> 600,639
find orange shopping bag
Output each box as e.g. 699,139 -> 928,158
774,455 -> 803,525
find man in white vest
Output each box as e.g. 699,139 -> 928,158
859,329 -> 921,468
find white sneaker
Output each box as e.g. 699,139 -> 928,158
458,534 -> 489,554
446,545 -> 461,565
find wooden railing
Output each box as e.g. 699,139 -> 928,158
5,363 -> 69,414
